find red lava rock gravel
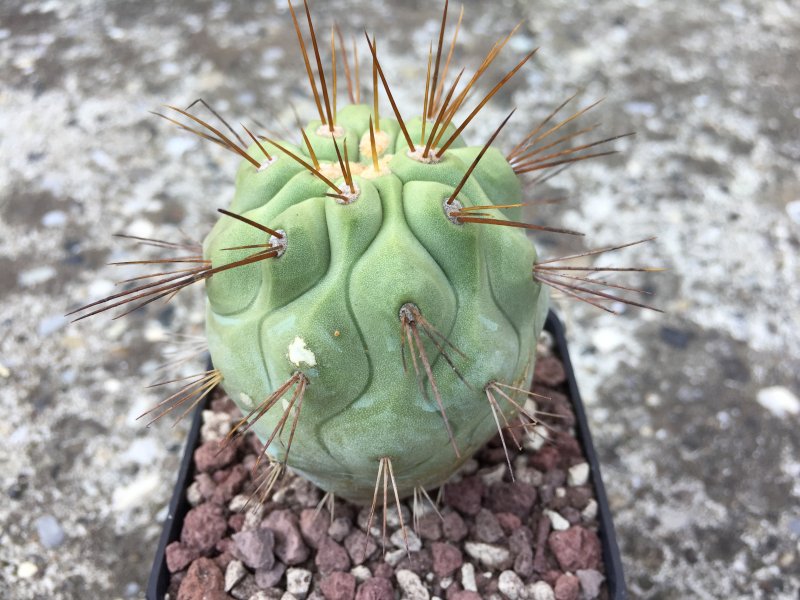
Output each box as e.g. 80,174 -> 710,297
164,339 -> 609,599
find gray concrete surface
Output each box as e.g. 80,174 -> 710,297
1,0 -> 798,598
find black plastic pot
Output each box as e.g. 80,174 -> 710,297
146,310 -> 626,599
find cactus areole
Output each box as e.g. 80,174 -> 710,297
204,105 -> 548,503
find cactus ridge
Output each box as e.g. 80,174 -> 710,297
68,0 -> 662,513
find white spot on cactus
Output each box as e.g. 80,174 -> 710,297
239,392 -> 255,410
288,336 -> 317,367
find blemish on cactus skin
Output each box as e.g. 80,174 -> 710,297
239,392 -> 255,410
287,336 -> 317,367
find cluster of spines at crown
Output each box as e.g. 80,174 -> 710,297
68,0 -> 662,471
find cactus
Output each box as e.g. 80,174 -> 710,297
200,101 -> 551,504
71,1 -> 659,515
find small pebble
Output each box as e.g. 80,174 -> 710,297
391,528 -> 422,552
344,529 -> 377,564
787,199 -> 800,223
529,445 -> 559,472
42,209 -> 67,227
356,507 -> 381,536
329,517 -> 352,542
460,563 -> 477,592
350,565 -> 371,581
591,327 -> 625,353
232,528 -> 275,570
497,570 -> 526,600
384,548 -> 406,566
17,561 -> 39,578
355,577 -> 394,600
320,571 -> 356,600
19,265 -> 56,287
231,575 -> 260,599
444,477 -> 484,516
225,560 -> 247,592
121,437 -> 160,466
431,543 -> 463,578
513,545 -> 534,578
442,511 -> 468,542
474,509 -> 504,543
548,527 -> 601,572
286,568 -> 312,599
38,314 -> 67,337
576,569 -> 605,599
112,473 -> 161,512
263,509 -> 310,565
316,536 -> 351,574
35,514 -> 65,548
201,410 -> 234,442
495,512 -> 521,535
479,464 -> 506,486
194,439 -> 237,473
581,500 -> 598,521
396,569 -> 430,600
463,542 -> 511,569
243,504 -> 266,531
415,513 -> 442,541
256,562 -> 287,589
178,558 -> 225,598
165,542 -> 200,573
183,503 -> 228,553
567,463 -> 589,487
756,386 -> 800,418
545,510 -> 570,532
527,581 -> 555,600
186,481 -> 203,506
229,494 -> 249,512
384,505 -> 412,528
300,508 -> 330,549
554,573 -> 579,600
487,482 -> 537,519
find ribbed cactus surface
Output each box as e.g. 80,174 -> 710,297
69,0 -> 655,512
204,105 -> 548,503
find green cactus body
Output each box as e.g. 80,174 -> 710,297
203,104 -> 548,504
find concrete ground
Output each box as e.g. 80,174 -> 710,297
1,0 -> 798,598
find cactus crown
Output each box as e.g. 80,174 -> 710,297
71,1 -> 661,516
